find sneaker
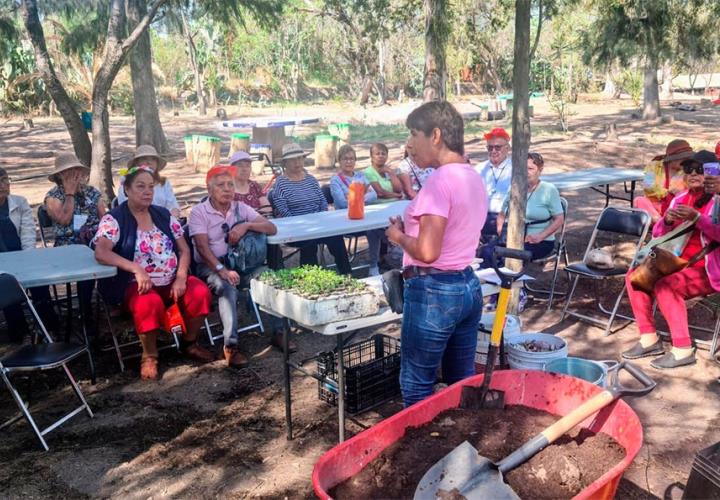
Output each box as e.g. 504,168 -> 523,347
621,339 -> 665,360
224,346 -> 249,369
368,265 -> 380,277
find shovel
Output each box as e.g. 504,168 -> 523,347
472,246 -> 533,410
415,361 -> 656,500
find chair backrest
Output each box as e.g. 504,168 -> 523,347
581,206 -> 651,264
36,205 -> 54,248
182,224 -> 198,276
321,184 -> 333,206
555,196 -> 569,248
110,197 -> 119,209
0,273 -> 53,342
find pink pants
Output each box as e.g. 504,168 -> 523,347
625,266 -> 715,348
633,197 -> 661,222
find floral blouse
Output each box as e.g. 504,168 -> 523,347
45,185 -> 102,246
93,214 -> 185,286
233,181 -> 264,210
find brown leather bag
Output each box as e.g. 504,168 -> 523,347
630,243 -> 719,295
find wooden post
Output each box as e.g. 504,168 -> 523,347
506,0 -> 532,313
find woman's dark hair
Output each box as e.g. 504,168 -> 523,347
337,144 -> 356,161
528,152 -> 545,168
0,167 -> 7,178
405,101 -> 464,155
370,143 -> 388,155
124,168 -> 155,190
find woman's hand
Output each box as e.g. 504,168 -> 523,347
525,233 -> 543,244
219,268 -> 241,286
133,265 -> 152,294
386,216 -> 404,245
63,171 -> 81,195
228,223 -> 249,245
704,175 -> 720,194
670,205 -> 699,221
170,275 -> 187,301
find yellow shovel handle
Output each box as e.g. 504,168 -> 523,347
490,287 -> 511,347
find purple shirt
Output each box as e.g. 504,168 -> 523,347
403,163 -> 487,270
189,199 -> 259,261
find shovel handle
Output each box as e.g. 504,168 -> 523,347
498,363 -> 656,474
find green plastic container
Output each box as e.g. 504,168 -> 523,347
231,132 -> 250,139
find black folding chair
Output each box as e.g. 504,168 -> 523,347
560,207 -> 651,336
0,273 -> 93,451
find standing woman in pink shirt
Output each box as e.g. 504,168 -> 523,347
386,101 -> 488,407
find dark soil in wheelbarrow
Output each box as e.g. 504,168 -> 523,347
330,405 -> 625,499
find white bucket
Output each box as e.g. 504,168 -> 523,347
504,332 -> 568,371
475,313 -> 521,366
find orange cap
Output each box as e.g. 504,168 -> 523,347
205,165 -> 237,186
483,127 -> 510,142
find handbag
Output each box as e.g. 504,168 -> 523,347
630,243 -> 718,295
223,204 -> 267,274
381,269 -> 404,314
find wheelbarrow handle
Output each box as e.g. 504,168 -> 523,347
492,246 -> 533,283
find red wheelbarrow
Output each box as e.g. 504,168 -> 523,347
312,370 -> 645,499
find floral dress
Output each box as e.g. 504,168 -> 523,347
93,214 -> 185,286
233,181 -> 264,210
45,185 -> 102,246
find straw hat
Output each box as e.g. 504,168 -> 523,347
127,144 -> 167,170
48,153 -> 89,184
663,139 -> 693,163
281,143 -> 309,161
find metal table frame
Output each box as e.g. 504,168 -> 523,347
541,167 -> 644,207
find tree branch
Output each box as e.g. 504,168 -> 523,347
529,0 -> 543,62
121,0 -> 167,52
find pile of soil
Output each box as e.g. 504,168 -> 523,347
330,405 -> 625,499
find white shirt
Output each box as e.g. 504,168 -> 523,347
117,179 -> 180,212
476,157 -> 512,213
6,194 -> 37,250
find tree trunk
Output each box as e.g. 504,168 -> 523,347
127,0 -> 169,154
20,0 -> 92,166
181,10 -> 206,116
602,70 -> 616,97
422,0 -> 447,102
660,61 -> 673,99
642,62 -> 661,120
506,0 -> 532,312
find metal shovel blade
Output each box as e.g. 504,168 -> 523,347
414,441 -> 519,500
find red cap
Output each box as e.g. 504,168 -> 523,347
205,165 -> 237,186
483,127 -> 510,142
715,141 -> 720,160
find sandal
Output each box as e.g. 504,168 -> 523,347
140,356 -> 159,381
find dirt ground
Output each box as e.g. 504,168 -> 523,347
1,94 -> 720,499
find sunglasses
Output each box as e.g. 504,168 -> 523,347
682,164 -> 704,175
487,145 -> 505,151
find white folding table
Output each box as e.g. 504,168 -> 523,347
541,167 -> 643,207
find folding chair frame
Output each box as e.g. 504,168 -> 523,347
561,207 -> 651,336
0,276 -> 93,451
203,287 -> 265,346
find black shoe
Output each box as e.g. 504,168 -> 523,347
270,331 -> 297,353
650,351 -> 696,370
622,340 -> 664,360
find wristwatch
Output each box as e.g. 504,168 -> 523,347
215,263 -> 225,272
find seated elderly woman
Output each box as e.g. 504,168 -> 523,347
230,150 -> 271,215
364,143 -> 404,203
623,150 -> 720,370
0,167 -> 58,341
45,152 -> 105,333
189,165 -> 277,368
330,144 -> 384,275
94,166 -> 214,381
117,145 -> 181,218
395,141 -> 435,200
481,152 -> 564,267
271,143 -> 351,274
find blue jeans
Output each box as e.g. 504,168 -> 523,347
400,268 -> 482,407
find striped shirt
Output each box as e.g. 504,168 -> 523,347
271,174 -> 327,217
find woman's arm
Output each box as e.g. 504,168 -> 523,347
94,237 -> 152,293
397,173 -> 418,200
495,212 -> 506,235
193,233 -> 240,286
387,214 -> 447,264
528,214 -> 564,243
18,197 -> 37,250
364,185 -> 378,204
386,168 -> 403,193
45,196 -> 75,226
329,176 -> 348,209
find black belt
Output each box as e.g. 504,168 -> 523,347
402,266 -> 469,280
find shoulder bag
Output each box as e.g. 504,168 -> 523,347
223,204 -> 267,274
630,242 -> 719,295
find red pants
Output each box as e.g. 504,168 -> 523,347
124,276 -> 211,335
625,266 -> 715,348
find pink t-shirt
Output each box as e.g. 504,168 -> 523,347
188,199 -> 260,261
402,163 -> 487,270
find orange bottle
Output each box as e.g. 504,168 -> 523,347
347,181 -> 365,220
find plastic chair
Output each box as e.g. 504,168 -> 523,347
0,273 -> 93,451
524,197 -> 570,311
560,207 -> 651,336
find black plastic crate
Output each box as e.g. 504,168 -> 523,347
317,334 -> 401,415
684,441 -> 720,499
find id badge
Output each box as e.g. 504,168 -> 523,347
73,214 -> 88,232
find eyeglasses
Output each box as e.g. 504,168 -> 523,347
682,164 -> 704,175
487,145 -> 505,151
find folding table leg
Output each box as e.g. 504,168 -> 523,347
337,332 -> 346,443
283,317 -> 293,440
